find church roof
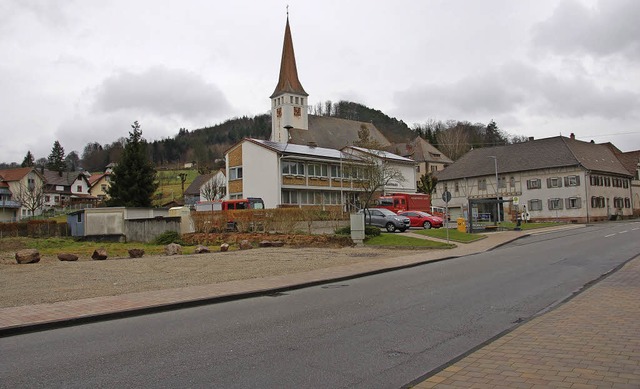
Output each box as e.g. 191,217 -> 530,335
270,17 -> 308,98
288,115 -> 391,150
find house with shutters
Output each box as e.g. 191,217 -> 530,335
431,135 -> 634,223
42,169 -> 96,210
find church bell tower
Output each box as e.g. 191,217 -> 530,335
270,16 -> 309,143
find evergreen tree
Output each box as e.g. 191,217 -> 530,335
46,141 -> 66,175
106,121 -> 158,207
21,151 -> 35,167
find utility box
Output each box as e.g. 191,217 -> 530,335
350,213 -> 365,245
457,217 -> 467,233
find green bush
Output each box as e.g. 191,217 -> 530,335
153,230 -> 185,245
365,226 -> 381,237
334,225 -> 381,237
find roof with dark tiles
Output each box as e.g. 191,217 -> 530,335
435,136 -> 632,181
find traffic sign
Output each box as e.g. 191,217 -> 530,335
442,190 -> 451,203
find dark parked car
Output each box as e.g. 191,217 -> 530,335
358,208 -> 411,232
398,211 -> 444,229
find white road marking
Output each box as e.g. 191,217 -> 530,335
619,230 -> 628,234
632,228 -> 639,231
605,234 -> 616,238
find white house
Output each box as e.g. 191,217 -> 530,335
432,135 -> 634,223
225,139 -> 415,210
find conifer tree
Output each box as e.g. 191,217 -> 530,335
21,151 -> 35,167
106,121 -> 158,207
46,141 -> 66,175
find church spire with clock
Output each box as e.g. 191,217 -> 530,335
270,15 -> 309,143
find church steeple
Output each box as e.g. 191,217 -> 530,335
270,15 -> 309,143
270,16 -> 308,98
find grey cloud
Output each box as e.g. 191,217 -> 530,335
532,0 -> 640,60
393,61 -> 639,122
92,67 -> 232,119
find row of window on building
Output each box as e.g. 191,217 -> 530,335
526,175 -> 581,190
589,175 -> 629,188
527,196 -> 632,211
272,95 -> 306,107
281,162 -> 367,180
281,190 -> 344,205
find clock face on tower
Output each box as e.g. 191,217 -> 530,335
294,107 -> 301,117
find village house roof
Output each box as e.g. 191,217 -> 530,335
270,17 -> 308,98
88,172 -> 109,186
42,169 -> 87,187
0,167 -> 36,182
391,136 -> 453,165
184,173 -> 215,196
288,115 -> 391,150
435,136 -> 632,181
612,150 -> 640,177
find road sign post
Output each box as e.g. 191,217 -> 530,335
442,191 -> 451,244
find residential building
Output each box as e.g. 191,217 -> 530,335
0,167 -> 46,220
42,169 -> 96,210
612,149 -> 640,216
184,169 -> 226,206
432,135 -> 634,223
391,136 -> 453,186
88,172 -> 112,203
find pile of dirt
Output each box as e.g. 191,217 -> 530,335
182,232 -> 353,248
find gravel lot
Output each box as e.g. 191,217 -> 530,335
0,246 -> 419,308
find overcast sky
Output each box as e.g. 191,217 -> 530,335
2,0 -> 639,164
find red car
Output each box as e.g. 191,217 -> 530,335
398,211 -> 444,229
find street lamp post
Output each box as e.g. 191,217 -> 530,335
489,156 -> 500,223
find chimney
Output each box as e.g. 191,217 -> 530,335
570,133 -> 575,139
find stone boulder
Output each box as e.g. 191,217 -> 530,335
128,249 -> 145,258
165,243 -> 182,256
15,249 -> 40,264
239,240 -> 252,250
220,243 -> 229,252
57,253 -> 79,262
91,248 -> 108,260
194,245 -> 210,254
259,240 -> 272,247
271,240 -> 285,247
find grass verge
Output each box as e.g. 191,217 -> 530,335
365,234 -> 454,248
413,228 -> 486,243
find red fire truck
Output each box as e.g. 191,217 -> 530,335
375,193 -> 431,214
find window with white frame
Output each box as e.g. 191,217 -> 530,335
526,178 -> 541,189
478,178 -> 487,191
330,165 -> 342,178
565,197 -> 582,209
229,166 -> 243,180
625,198 -> 631,208
528,199 -> 542,211
498,177 -> 506,189
282,161 -> 304,176
613,197 -> 624,209
547,177 -> 562,188
548,198 -> 563,210
229,193 -> 243,199
281,190 -> 299,204
564,175 -> 580,186
307,163 -> 328,178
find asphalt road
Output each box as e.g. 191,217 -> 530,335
1,221 -> 639,389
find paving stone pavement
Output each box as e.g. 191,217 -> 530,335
411,254 -> 640,389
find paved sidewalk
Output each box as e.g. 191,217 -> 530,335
0,227 -> 538,336
411,254 -> 640,389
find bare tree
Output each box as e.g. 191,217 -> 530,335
343,147 -> 405,212
14,182 -> 46,217
436,126 -> 471,161
200,175 -> 226,201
